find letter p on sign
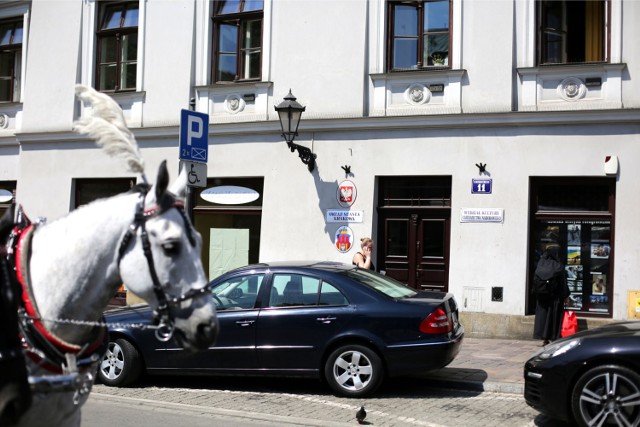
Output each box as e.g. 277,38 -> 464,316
187,115 -> 203,146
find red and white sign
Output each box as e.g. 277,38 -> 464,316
337,180 -> 357,208
334,226 -> 354,253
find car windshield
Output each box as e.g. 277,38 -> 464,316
342,269 -> 417,298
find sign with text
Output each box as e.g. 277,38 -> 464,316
460,208 -> 504,223
326,210 -> 364,223
472,178 -> 492,194
179,109 -> 209,163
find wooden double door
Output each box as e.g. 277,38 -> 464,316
378,209 -> 451,292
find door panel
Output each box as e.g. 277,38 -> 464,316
380,212 -> 450,291
416,218 -> 449,292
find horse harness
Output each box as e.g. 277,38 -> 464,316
2,207 -> 106,405
0,186 -> 205,407
116,184 -> 211,342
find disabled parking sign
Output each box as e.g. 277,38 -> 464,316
179,109 -> 209,163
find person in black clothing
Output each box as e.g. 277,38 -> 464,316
533,246 -> 571,345
352,237 -> 375,271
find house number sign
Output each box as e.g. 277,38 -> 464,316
472,178 -> 492,194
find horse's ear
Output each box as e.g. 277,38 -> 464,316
155,160 -> 169,201
168,166 -> 188,198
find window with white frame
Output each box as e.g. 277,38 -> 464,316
387,0 -> 451,71
538,0 -> 607,65
96,1 -> 139,92
0,18 -> 23,102
212,0 -> 263,83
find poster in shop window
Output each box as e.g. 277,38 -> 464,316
536,220 -> 611,315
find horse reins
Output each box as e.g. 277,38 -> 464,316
117,185 -> 204,342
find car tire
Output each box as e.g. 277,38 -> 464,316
324,344 -> 384,398
97,338 -> 142,387
571,364 -> 640,427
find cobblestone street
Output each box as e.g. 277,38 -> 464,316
90,375 -> 559,427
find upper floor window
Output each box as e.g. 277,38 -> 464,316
538,0 -> 607,65
96,1 -> 139,91
0,18 -> 23,102
212,0 -> 263,83
388,0 -> 450,71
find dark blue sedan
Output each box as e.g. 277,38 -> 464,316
100,261 -> 464,397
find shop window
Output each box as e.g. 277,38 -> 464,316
212,0 -> 263,83
538,0 -> 607,65
74,178 -> 136,208
388,0 -> 451,71
0,18 -> 23,102
96,1 -> 139,92
74,177 -> 135,307
529,178 -> 615,317
0,180 -> 16,219
193,177 -> 263,280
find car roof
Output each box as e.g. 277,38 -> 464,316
226,261 -> 358,274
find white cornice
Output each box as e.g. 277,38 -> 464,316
14,108 -> 640,144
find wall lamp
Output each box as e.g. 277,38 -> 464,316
274,89 -> 316,172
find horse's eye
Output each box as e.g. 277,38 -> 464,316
161,241 -> 181,256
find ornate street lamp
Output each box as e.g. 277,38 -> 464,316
274,89 -> 316,172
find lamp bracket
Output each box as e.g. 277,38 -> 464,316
287,140 -> 316,172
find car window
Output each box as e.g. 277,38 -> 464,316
269,274 -> 320,307
211,274 -> 264,310
319,281 -> 348,306
342,269 -> 417,298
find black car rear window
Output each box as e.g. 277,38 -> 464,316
342,269 -> 417,298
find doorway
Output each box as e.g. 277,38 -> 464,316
377,176 -> 451,291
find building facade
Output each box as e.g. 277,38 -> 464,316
1,0 -> 639,336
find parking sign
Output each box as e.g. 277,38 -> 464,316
179,109 -> 209,163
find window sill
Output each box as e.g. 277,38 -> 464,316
195,81 -> 273,122
517,63 -> 626,111
369,69 -> 466,116
0,101 -> 23,134
82,91 -> 145,127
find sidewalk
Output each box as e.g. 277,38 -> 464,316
417,336 -> 543,394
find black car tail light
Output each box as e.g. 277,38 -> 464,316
419,307 -> 453,334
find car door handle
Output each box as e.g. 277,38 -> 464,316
235,320 -> 255,327
316,316 -> 336,324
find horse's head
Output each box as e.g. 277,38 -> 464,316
118,161 -> 218,351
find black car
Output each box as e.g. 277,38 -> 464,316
100,261 -> 464,397
524,321 -> 640,426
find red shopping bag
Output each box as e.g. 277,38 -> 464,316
561,310 -> 578,337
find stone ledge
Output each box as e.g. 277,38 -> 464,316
460,312 -> 615,340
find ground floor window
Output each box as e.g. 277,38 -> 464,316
192,177 -> 263,281
0,181 -> 16,219
528,177 -> 615,317
74,177 -> 135,307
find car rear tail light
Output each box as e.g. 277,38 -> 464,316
419,307 -> 452,334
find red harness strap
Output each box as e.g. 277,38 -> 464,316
14,223 -> 106,363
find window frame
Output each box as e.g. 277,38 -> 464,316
386,0 -> 452,72
95,1 -> 139,92
0,17 -> 23,103
537,0 -> 610,66
211,0 -> 264,83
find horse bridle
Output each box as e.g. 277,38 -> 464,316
117,186 -> 211,342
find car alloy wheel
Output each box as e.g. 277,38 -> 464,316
571,364 -> 640,427
98,338 -> 142,387
325,344 -> 383,397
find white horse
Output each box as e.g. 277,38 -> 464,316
7,85 -> 218,427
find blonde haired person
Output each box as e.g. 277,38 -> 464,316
352,237 -> 375,271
